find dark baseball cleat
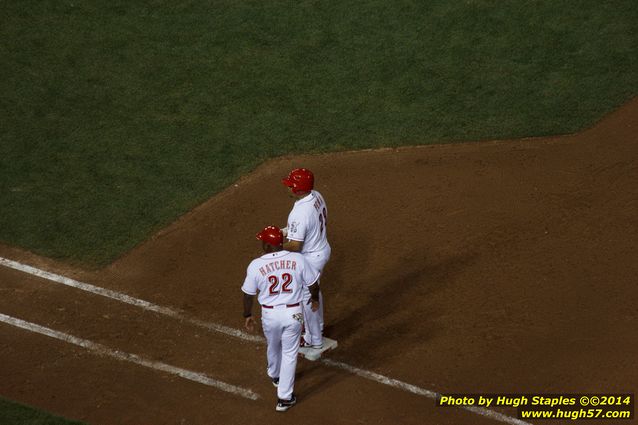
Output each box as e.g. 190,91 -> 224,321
276,394 -> 297,412
271,377 -> 279,387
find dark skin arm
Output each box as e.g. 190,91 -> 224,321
243,293 -> 255,332
307,282 -> 320,312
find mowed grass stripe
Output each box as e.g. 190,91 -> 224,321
1,0 -> 637,265
0,397 -> 87,425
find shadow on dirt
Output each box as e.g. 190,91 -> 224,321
295,360 -> 344,401
322,229 -> 477,370
296,246 -> 477,399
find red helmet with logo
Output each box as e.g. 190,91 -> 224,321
282,168 -> 314,194
256,225 -> 283,247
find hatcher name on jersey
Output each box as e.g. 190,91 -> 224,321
259,260 -> 298,276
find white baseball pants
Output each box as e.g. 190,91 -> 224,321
302,246 -> 331,346
261,305 -> 303,400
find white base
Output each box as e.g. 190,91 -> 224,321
298,337 -> 338,361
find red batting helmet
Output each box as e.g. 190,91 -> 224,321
282,168 -> 314,194
256,225 -> 283,247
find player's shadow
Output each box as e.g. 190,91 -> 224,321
297,229 -> 477,399
325,234 -> 477,370
295,360 -> 343,400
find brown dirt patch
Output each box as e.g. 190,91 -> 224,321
1,98 -> 637,424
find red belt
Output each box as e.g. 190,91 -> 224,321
262,302 -> 300,309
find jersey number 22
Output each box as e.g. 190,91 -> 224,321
268,273 -> 293,295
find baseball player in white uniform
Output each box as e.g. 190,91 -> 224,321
242,225 -> 320,412
281,168 -> 331,349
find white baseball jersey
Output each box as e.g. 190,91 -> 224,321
286,190 -> 330,254
241,250 -> 318,306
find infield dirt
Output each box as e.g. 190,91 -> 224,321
1,98 -> 637,424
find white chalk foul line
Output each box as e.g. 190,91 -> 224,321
0,257 -> 263,343
1,256 -> 529,425
0,313 -> 259,400
322,359 -> 532,425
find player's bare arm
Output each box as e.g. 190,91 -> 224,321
307,282 -> 320,312
243,293 -> 255,332
284,239 -> 303,252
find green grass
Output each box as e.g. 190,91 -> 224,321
1,0 -> 637,265
0,398 -> 86,425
